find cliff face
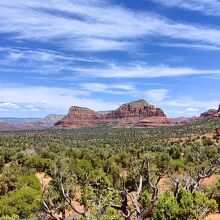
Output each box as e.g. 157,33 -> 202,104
55,99 -> 172,128
200,104 -> 220,119
106,99 -> 165,119
54,106 -> 105,128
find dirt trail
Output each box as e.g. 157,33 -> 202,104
35,172 -> 52,189
205,213 -> 220,220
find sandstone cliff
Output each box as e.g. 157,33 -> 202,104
55,99 -> 172,128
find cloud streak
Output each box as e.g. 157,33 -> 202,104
159,43 -> 220,51
70,63 -> 220,78
152,0 -> 220,16
1,47 -> 220,80
80,83 -> 136,94
1,0 -> 220,51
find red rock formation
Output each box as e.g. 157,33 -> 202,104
55,106 -> 107,128
107,99 -> 165,119
200,104 -> 220,119
55,99 -> 173,128
135,117 -> 172,127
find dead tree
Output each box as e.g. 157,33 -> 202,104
169,161 -> 220,195
111,157 -> 166,220
110,192 -> 131,220
42,171 -> 87,220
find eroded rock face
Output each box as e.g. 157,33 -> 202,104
55,106 -> 107,128
106,99 -> 165,119
200,104 -> 220,119
135,117 -> 172,127
55,99 -> 172,128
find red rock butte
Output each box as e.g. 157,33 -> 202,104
55,99 -> 173,128
200,104 -> 220,119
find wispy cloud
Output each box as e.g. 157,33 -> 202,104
1,47 -> 220,79
80,83 -> 136,94
0,47 -> 104,63
152,0 -> 220,16
1,0 -> 220,52
70,63 -> 220,78
0,102 -> 21,110
185,107 -> 199,112
159,43 -> 220,51
0,47 -> 105,77
164,98 -> 219,110
145,89 -> 169,102
159,97 -> 220,117
61,38 -> 135,52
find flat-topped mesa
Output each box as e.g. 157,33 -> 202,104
55,99 -> 170,129
55,106 -> 106,128
68,106 -> 97,117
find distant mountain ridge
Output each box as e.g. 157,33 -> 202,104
0,114 -> 64,131
0,117 -> 41,125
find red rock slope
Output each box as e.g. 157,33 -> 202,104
200,104 -> 220,119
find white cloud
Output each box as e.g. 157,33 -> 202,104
80,83 -> 136,94
0,102 -> 21,109
65,38 -> 134,51
185,107 -> 199,112
71,64 -> 220,78
2,47 -> 220,78
0,47 -> 104,63
1,0 -> 220,51
0,85 -> 119,113
159,43 -> 220,51
153,0 -> 220,16
0,47 -> 106,77
164,98 -> 219,110
30,108 -> 40,112
145,89 -> 169,102
159,98 -> 220,117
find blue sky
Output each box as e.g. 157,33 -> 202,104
0,0 -> 220,118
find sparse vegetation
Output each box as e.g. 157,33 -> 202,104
0,119 -> 220,219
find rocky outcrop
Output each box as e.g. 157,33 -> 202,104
200,104 -> 220,119
135,117 -> 172,127
55,99 -> 173,128
107,99 -> 165,119
54,106 -> 108,128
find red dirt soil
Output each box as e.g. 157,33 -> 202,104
205,213 -> 220,220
